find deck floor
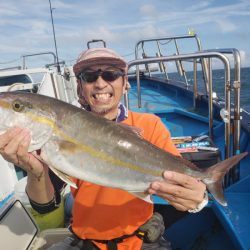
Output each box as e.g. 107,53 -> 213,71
128,80 -> 193,113
128,80 -> 211,137
213,192 -> 250,249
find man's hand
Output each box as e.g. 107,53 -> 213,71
0,127 -> 46,179
148,171 -> 206,211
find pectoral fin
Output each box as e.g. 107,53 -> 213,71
49,165 -> 78,189
130,192 -> 153,203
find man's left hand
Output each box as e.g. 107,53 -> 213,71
148,171 -> 206,211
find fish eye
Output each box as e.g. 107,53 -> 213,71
12,100 -> 25,112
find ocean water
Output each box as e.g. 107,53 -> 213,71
168,67 -> 250,113
238,67 -> 250,113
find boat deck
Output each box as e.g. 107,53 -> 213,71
128,78 -> 193,113
213,175 -> 250,249
128,78 -> 220,137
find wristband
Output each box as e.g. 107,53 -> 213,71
26,189 -> 61,214
188,190 -> 208,213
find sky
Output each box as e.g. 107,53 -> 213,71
0,0 -> 250,70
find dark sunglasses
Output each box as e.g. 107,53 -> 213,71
77,69 -> 125,83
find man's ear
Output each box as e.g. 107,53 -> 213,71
122,76 -> 130,94
126,81 -> 131,91
77,81 -> 82,97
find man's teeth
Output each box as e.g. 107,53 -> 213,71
93,93 -> 111,100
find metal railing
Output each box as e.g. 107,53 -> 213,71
134,34 -> 210,107
128,51 -> 234,162
203,48 -> 242,185
21,52 -> 57,69
204,48 -> 241,158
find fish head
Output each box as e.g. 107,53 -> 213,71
0,92 -> 56,152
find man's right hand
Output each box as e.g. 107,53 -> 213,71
0,127 -> 46,179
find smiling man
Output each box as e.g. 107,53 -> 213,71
0,47 -> 207,250
74,48 -> 129,120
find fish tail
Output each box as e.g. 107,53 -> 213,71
203,152 -> 248,206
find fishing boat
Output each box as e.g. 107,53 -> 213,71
0,34 -> 249,250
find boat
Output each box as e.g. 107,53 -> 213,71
0,34 -> 249,250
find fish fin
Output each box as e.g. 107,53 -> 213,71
131,192 -> 153,203
49,165 -> 78,189
203,152 -> 248,206
31,150 -> 77,189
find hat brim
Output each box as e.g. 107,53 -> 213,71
73,57 -> 127,76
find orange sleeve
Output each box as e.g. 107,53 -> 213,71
123,111 -> 180,156
148,116 -> 181,156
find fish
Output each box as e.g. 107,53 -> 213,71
0,92 -> 248,205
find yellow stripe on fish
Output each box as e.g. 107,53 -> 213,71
29,111 -> 163,177
55,127 -> 162,177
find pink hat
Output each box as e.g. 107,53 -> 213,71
73,48 -> 127,76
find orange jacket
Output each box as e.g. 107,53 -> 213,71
70,111 -> 180,249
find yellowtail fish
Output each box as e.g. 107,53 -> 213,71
0,92 -> 247,205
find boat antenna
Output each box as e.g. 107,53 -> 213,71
49,0 -> 61,73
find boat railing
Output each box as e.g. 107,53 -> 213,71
21,52 -> 57,69
203,49 -> 241,155
203,48 -> 242,186
128,51 -> 235,162
134,34 -> 210,91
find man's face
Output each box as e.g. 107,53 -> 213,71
77,65 -> 127,119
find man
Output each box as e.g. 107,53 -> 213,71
0,48 -> 207,250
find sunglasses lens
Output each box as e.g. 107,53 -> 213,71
82,72 -> 98,82
102,71 -> 119,81
78,70 -> 124,83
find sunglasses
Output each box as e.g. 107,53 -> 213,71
77,69 -> 125,83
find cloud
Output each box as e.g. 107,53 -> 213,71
187,1 -> 213,11
0,0 -> 249,67
139,4 -> 157,18
30,20 -> 50,36
216,19 -> 237,33
127,24 -> 168,42
81,26 -> 119,44
0,6 -> 18,18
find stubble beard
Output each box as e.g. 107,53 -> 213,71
90,104 -> 115,116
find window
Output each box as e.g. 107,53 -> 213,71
0,74 -> 32,86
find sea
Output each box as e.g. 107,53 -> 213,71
167,67 -> 250,113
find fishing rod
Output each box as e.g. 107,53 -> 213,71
49,0 -> 61,73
